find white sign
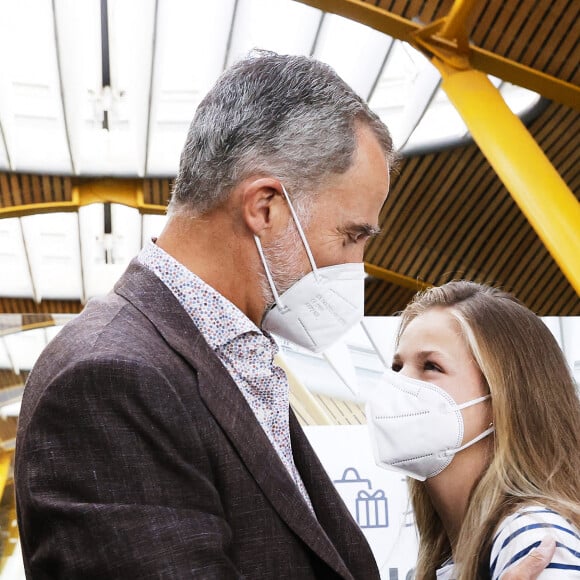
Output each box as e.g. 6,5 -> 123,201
305,424 -> 418,580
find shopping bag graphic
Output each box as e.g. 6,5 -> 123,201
333,467 -> 388,528
333,467 -> 371,490
356,489 -> 389,528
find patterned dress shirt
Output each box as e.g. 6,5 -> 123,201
138,241 -> 313,509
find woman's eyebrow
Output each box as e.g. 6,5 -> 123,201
417,350 -> 445,360
394,350 -> 444,362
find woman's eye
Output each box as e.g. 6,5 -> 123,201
424,361 -> 442,372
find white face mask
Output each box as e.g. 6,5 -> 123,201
365,369 -> 494,481
256,185 -> 365,354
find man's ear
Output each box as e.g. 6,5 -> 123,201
239,177 -> 287,239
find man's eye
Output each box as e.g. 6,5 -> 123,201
348,232 -> 370,244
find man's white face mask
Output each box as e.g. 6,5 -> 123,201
365,369 -> 494,481
255,184 -> 365,354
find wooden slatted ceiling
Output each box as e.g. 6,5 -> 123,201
370,0 -> 580,84
365,279 -> 416,316
0,417 -> 17,443
0,174 -> 72,207
0,299 -> 83,315
0,371 -> 27,390
0,176 -> 171,209
143,179 -> 172,207
365,100 -> 580,315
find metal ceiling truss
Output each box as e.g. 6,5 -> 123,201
0,0 -> 578,313
296,0 -> 580,111
297,0 -> 580,297
0,174 -> 169,218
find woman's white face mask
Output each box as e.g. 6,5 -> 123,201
256,185 -> 365,354
365,369 -> 494,481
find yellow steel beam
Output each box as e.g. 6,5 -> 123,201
468,49 -> 580,110
364,262 -> 432,291
0,452 -> 11,503
296,0 -> 418,39
438,0 -> 479,43
434,63 -> 580,296
296,0 -> 580,111
0,319 -> 58,337
0,179 -> 166,219
0,505 -> 18,572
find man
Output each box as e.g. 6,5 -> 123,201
15,52 -> 551,578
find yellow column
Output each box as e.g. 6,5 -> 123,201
0,452 -> 11,502
435,64 -> 580,296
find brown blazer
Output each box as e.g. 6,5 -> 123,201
15,260 -> 380,579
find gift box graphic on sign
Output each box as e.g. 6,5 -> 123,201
333,467 -> 389,529
356,489 -> 388,528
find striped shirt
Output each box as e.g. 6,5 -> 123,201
490,505 -> 580,579
435,505 -> 580,579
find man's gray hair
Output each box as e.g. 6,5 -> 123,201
169,50 -> 395,217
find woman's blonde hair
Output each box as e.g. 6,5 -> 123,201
398,281 -> 580,580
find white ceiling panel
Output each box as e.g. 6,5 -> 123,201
312,14 -> 392,100
0,400 -> 21,417
393,60 -> 440,149
4,328 -> 49,372
369,41 -> 433,150
404,85 -> 469,151
110,204 -> 142,262
45,325 -> 64,343
51,314 -> 77,327
0,218 -> 34,298
54,0 -> 101,175
146,0 -> 237,176
0,0 -> 72,173
0,338 -> 11,369
20,212 -> 83,301
142,213 -> 168,246
0,314 -> 24,334
500,82 -> 541,115
79,203 -> 141,298
0,131 -> 9,171
0,1 -> 542,178
55,0 -> 156,176
108,0 -> 156,176
226,0 -> 322,66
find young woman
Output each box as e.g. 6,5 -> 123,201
366,281 -> 580,579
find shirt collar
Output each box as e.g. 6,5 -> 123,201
138,241 -> 272,351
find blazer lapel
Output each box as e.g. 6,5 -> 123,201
114,261 -> 355,579
291,414 -> 379,577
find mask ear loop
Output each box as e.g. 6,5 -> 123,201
455,393 -> 491,410
440,394 -> 495,457
279,184 -> 321,282
440,425 -> 495,457
254,235 -> 287,312
359,319 -> 391,369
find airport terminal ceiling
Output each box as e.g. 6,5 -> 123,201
0,2 -> 577,573
0,0 -> 579,321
